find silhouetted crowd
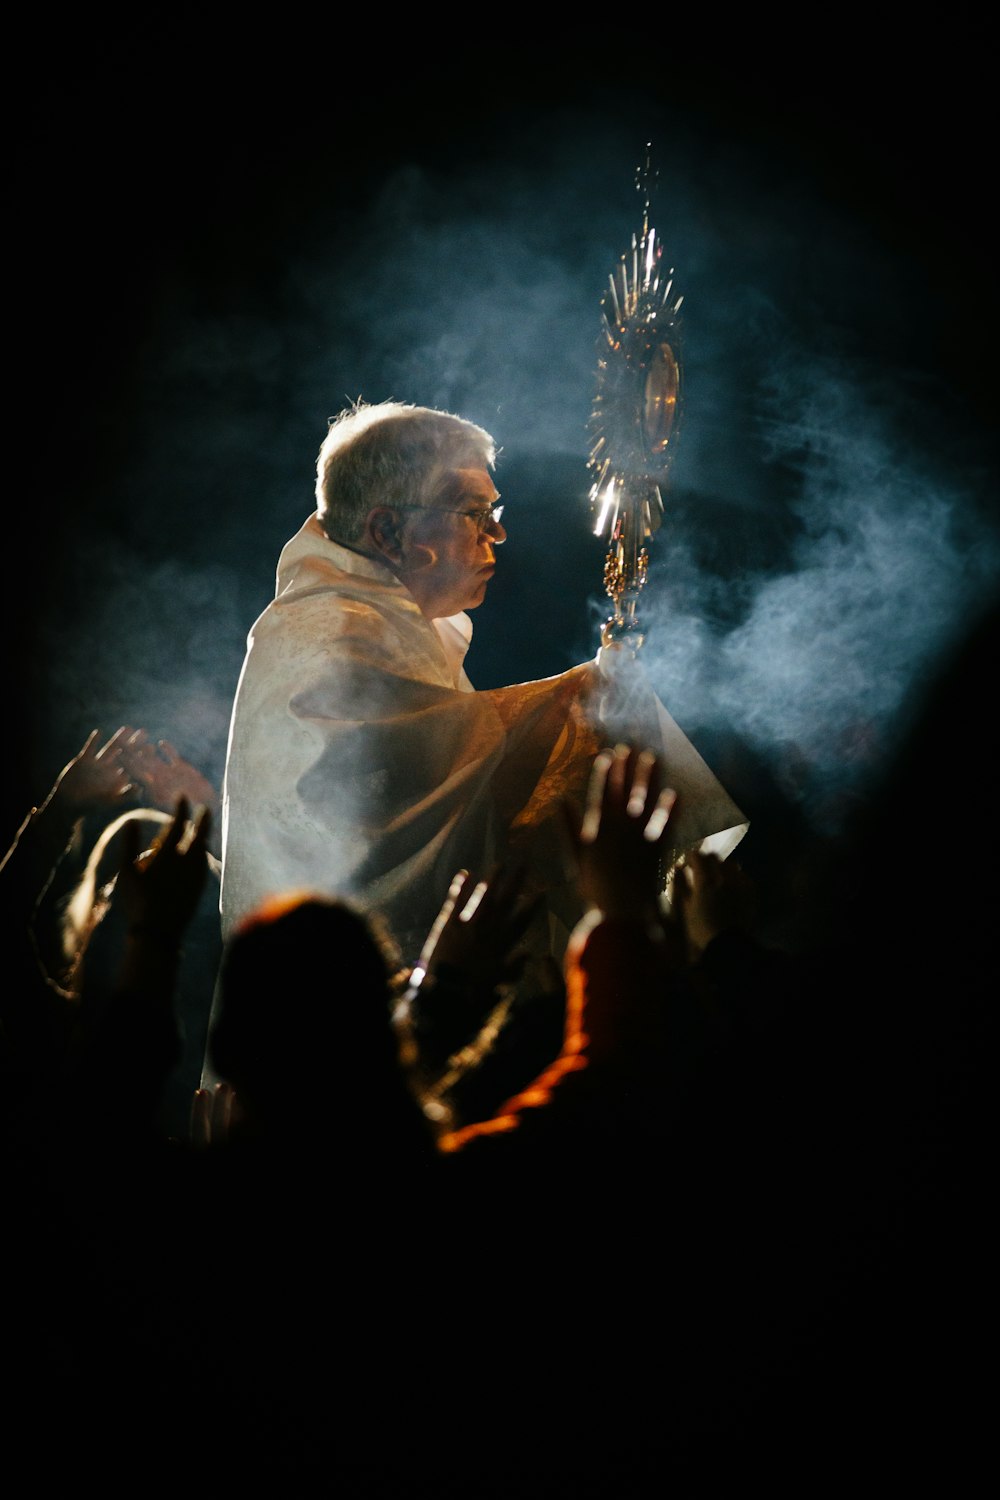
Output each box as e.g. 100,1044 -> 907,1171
4,604 -> 995,1495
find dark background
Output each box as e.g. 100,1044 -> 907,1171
12,23 -> 998,873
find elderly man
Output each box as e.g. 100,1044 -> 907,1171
219,399 -> 746,965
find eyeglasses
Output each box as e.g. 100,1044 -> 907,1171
398,503 -> 504,536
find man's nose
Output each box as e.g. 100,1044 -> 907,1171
486,515 -> 507,544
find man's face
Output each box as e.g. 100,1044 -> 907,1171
397,467 -> 506,620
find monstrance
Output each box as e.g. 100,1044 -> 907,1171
588,145 -> 684,652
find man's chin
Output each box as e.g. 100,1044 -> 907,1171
461,578 -> 493,611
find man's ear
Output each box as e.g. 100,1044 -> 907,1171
365,506 -> 404,564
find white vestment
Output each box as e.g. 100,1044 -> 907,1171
219,515 -> 748,961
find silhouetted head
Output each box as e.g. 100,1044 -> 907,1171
209,891 -> 433,1153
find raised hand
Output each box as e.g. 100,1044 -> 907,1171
118,734 -> 219,819
115,797 -> 213,943
32,728 -> 218,839
41,727 -> 142,814
401,864 -> 544,1090
412,863 -> 541,995
669,848 -> 758,959
570,743 -> 678,923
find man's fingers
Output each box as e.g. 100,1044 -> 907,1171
626,746 -> 659,818
160,797 -> 192,853
190,804 -> 213,850
96,726 -> 132,759
605,743 -> 633,803
581,748 -> 615,842
458,878 -> 489,922
642,786 -> 677,844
